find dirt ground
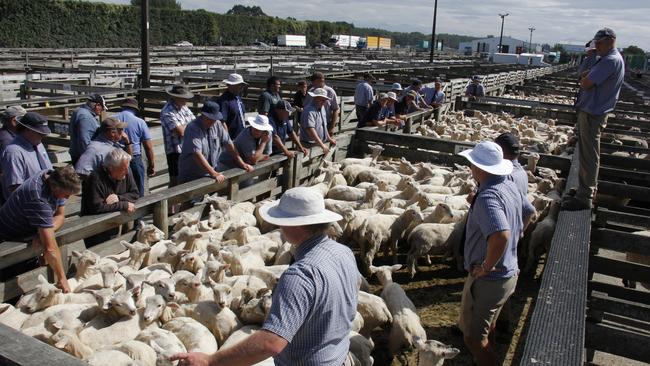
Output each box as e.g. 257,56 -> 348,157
362,253 -> 543,366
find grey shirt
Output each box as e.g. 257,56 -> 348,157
217,127 -> 271,170
354,81 -> 374,107
1,135 -> 53,200
575,48 -> 625,116
300,103 -> 330,144
178,118 -> 232,183
303,85 -> 340,122
75,136 -> 123,176
509,160 -> 529,197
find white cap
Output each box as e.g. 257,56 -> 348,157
223,73 -> 248,85
458,141 -> 513,176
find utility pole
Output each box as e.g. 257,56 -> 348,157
140,0 -> 150,88
498,13 -> 509,53
528,27 -> 536,53
429,0 -> 438,63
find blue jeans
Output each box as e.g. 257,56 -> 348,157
130,155 -> 145,197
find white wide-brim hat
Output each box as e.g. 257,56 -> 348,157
247,115 -> 274,132
259,187 -> 343,226
223,73 -> 248,85
307,87 -> 330,100
458,141 -> 513,176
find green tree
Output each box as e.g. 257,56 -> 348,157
130,0 -> 181,10
623,45 -> 645,55
226,5 -> 266,16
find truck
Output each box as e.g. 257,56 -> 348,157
329,35 -> 361,49
277,35 -> 306,47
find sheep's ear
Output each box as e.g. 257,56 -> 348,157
142,246 -> 152,253
368,265 -> 379,274
439,347 -> 461,359
50,319 -> 65,330
390,264 -> 402,272
208,253 -> 216,262
37,274 -> 48,284
53,337 -> 68,349
121,241 -> 134,249
237,246 -> 252,255
71,250 -> 83,258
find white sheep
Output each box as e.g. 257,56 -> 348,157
349,331 -> 374,366
173,300 -> 243,346
356,291 -> 392,337
21,275 -> 97,313
406,223 -> 456,278
412,337 -> 460,366
219,246 -> 266,276
103,340 -> 158,366
523,200 -> 561,275
136,328 -> 187,365
162,316 -> 219,353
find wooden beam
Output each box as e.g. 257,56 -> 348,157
589,291 -> 650,323
591,228 -> 650,256
597,180 -> 650,202
588,280 -> 650,305
585,321 -> 650,363
589,254 -> 650,283
594,208 -> 650,230
0,324 -> 87,366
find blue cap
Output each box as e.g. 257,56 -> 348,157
18,112 -> 51,135
201,101 -> 223,121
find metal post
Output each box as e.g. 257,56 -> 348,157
498,13 -> 509,53
528,27 -> 536,53
428,0 -> 438,63
140,0 -> 150,88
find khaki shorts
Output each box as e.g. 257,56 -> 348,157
458,274 -> 518,341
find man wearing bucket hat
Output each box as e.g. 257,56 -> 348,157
354,72 -> 375,122
303,72 -> 340,136
75,117 -> 130,177
565,27 -> 624,211
0,105 -> 27,152
213,73 -> 248,140
358,92 -> 401,128
300,88 -> 336,154
457,141 -> 535,366
270,100 -> 308,159
114,98 -> 155,197
217,114 -> 273,174
178,101 -> 251,184
69,94 -> 107,164
171,187 -> 361,366
161,85 -> 196,187
0,112 -> 53,200
465,75 -> 485,101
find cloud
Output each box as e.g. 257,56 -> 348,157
92,0 -> 650,49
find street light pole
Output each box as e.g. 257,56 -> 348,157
498,13 -> 509,53
140,0 -> 150,88
528,27 -> 536,53
429,0 -> 438,63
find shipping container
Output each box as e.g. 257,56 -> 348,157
367,36 -> 379,49
277,35 -> 307,47
328,35 -> 361,48
378,37 -> 391,50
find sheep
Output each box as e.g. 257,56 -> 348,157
273,242 -> 294,265
103,340 -> 158,366
74,260 -> 125,293
171,211 -> 200,233
370,265 -> 427,358
237,288 -> 272,325
340,144 -> 384,169
412,337 -> 460,366
177,251 -> 206,274
327,185 -> 368,201
70,249 -> 101,281
423,203 -> 465,224
136,328 -> 187,365
219,326 -> 275,366
351,311 -> 364,333
120,241 -> 152,271
51,328 -> 95,360
137,224 -> 165,245
357,291 -> 392,337
21,275 -> 97,313
523,200 -> 561,275
222,224 -> 262,245
349,331 -> 375,366
173,301 -> 243,346
406,223 -> 456,278
144,240 -> 184,267
219,246 -> 266,276
171,226 -> 203,252
20,303 -> 98,331
143,295 -> 177,324
162,317 -> 219,353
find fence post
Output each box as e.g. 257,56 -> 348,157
153,199 -> 169,238
228,177 -> 240,201
282,156 -> 295,191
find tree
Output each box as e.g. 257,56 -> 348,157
226,5 -> 266,16
130,0 -> 181,10
623,45 -> 645,55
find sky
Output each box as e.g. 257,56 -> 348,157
93,0 -> 650,50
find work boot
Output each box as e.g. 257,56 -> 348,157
561,196 -> 592,211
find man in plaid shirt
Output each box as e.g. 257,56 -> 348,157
160,85 -> 195,187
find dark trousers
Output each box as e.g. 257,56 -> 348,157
355,105 -> 368,123
130,155 -> 146,197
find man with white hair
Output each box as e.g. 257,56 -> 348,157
69,94 -> 107,164
81,148 -> 139,245
171,187 -> 361,366
457,141 -> 535,366
563,27 -> 624,211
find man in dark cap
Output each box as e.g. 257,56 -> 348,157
114,98 -> 155,197
564,27 -> 624,211
1,112 -> 53,200
0,105 -> 27,153
495,132 -> 527,197
466,76 -> 485,100
161,85 -> 195,187
69,94 -> 107,164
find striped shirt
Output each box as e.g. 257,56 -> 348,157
0,170 -> 62,241
463,175 -> 535,279
1,135 -> 52,200
509,160 -> 529,197
262,234 -> 360,366
160,101 -> 195,154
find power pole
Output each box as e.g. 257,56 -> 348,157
429,0 -> 438,63
498,13 -> 509,53
528,27 -> 536,53
140,0 -> 150,88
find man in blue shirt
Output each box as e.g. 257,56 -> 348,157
217,114 -> 273,172
213,73 -> 248,140
269,100 -> 308,158
495,132 -> 528,197
114,98 -> 154,197
69,94 -> 106,164
178,102 -> 252,184
402,79 -> 430,109
354,73 -> 375,122
171,187 -> 360,366
465,75 -> 486,100
0,166 -> 81,293
423,78 -> 446,120
300,88 -> 337,155
75,117 -> 129,177
457,141 -> 535,366
303,72 -> 340,136
1,112 -> 53,200
0,105 -> 26,153
564,28 -> 624,211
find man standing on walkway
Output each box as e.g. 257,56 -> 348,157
258,76 -> 283,119
214,73 -> 248,140
69,94 -> 106,164
563,28 -> 624,211
304,72 -> 340,136
161,85 -> 195,187
354,73 -> 375,122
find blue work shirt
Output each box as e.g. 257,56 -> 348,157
354,81 -> 374,107
114,109 -> 151,156
217,126 -> 271,170
0,170 -> 64,241
1,135 -> 52,200
303,85 -> 340,122
423,87 -> 446,105
269,114 -> 293,155
466,83 -> 485,97
213,91 -> 247,140
160,100 -> 195,155
69,104 -> 100,161
509,159 -> 529,197
300,103 -> 330,144
75,136 -> 123,176
262,234 -> 360,366
0,127 -> 16,153
575,48 -> 625,116
178,118 -> 232,183
463,175 -> 535,280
